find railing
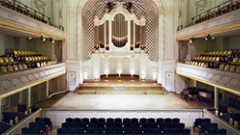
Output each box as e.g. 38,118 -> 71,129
3,108 -> 42,135
0,0 -> 64,31
204,108 -> 240,134
177,0 -> 239,31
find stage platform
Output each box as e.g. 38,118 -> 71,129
78,75 -> 163,95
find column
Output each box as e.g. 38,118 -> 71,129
46,81 -> 49,98
0,98 -> 2,122
193,80 -> 197,87
27,87 -> 31,108
0,33 -> 5,54
53,0 -> 60,26
214,87 -> 219,109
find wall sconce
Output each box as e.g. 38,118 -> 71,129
40,35 -> 45,41
189,38 -> 195,43
205,34 -> 211,41
49,38 -> 55,43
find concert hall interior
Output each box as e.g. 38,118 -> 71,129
1,0 -> 240,134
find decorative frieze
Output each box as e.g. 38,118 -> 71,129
0,63 -> 66,97
176,63 -> 240,92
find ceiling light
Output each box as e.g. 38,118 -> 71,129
205,34 -> 211,41
189,38 -> 195,43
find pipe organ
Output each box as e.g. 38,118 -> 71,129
93,2 -> 147,53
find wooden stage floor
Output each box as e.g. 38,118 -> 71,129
35,75 -> 213,110
35,92 -> 212,109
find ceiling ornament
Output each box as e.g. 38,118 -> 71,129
35,0 -> 46,11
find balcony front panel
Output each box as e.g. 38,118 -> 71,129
0,63 -> 66,99
176,63 -> 240,94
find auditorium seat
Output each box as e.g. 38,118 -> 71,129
114,118 -> 122,124
90,118 -> 98,123
123,118 -> 131,124
82,118 -> 90,124
140,118 -> 147,124
98,118 -> 106,124
148,118 -> 155,124
156,118 -> 164,124
131,118 -> 138,124
74,118 -> 81,123
164,118 -> 172,123
172,118 -> 180,124
107,118 -> 114,123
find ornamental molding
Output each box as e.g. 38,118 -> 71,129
176,63 -> 240,92
0,63 -> 66,97
35,0 -> 47,11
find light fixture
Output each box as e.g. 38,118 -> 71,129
28,37 -> 32,40
212,37 -> 215,40
205,34 -> 211,41
49,38 -> 55,43
189,38 -> 195,43
40,35 -> 45,41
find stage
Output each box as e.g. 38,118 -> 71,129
35,75 -> 212,110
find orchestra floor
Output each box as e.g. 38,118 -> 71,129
35,91 -> 213,109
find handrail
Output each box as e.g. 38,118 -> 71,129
0,0 -> 64,31
177,0 -> 239,31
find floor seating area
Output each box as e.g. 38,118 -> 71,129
193,118 -> 227,135
0,49 -> 57,74
21,117 -> 52,135
57,117 -> 190,135
185,49 -> 240,73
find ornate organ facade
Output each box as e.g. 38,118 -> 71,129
93,2 -> 147,54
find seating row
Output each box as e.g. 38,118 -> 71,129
21,117 -> 52,134
0,0 -> 47,23
193,118 -> 227,135
195,0 -> 240,24
65,117 -> 181,124
61,122 -> 185,129
57,127 -> 191,135
185,60 -> 240,73
0,61 -> 56,74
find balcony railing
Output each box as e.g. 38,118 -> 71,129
176,63 -> 240,95
0,0 -> 64,31
177,0 -> 240,31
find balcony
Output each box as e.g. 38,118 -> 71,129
0,5 -> 65,40
176,2 -> 240,41
176,63 -> 240,95
0,63 -> 66,99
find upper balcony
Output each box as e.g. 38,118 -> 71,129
176,0 -> 240,41
0,0 -> 65,40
